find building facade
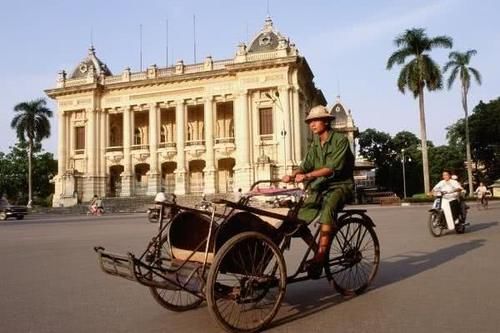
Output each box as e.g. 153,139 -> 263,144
46,17 -> 330,206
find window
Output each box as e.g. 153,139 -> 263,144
75,127 -> 85,150
134,128 -> 142,145
259,108 -> 273,136
216,102 -> 234,138
160,108 -> 176,142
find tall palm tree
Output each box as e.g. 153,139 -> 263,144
10,98 -> 53,207
387,28 -> 453,194
443,50 -> 481,196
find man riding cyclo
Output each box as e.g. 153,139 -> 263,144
282,105 -> 355,278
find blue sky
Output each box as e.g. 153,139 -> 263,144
1,0 -> 498,156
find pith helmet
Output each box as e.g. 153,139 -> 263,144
305,105 -> 335,123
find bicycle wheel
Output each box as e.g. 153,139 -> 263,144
428,211 -> 444,237
206,231 -> 286,333
325,217 -> 380,296
148,235 -> 204,312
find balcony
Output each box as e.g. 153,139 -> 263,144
185,140 -> 205,159
131,144 -> 150,151
215,137 -> 235,144
106,146 -> 123,153
159,142 -> 177,149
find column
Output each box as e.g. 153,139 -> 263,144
233,91 -> 252,192
99,110 -> 107,195
87,108 -> 96,176
292,87 -> 302,165
57,111 -> 66,176
279,86 -> 293,173
174,100 -> 187,195
53,111 -> 66,207
147,103 -> 161,195
84,108 -> 97,201
203,96 -> 216,194
121,106 -> 133,197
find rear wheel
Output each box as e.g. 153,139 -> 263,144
207,231 -> 286,333
429,211 -> 444,237
455,223 -> 466,234
325,217 -> 380,296
147,235 -> 203,311
0,212 -> 7,221
16,215 -> 24,220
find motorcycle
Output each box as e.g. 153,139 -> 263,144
88,206 -> 105,216
428,191 -> 468,237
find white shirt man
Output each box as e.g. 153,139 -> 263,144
432,172 -> 464,200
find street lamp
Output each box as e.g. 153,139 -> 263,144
401,148 -> 411,199
265,91 -> 287,173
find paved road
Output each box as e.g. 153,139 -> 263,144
0,203 -> 499,333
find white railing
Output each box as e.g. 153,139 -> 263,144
65,78 -> 90,87
157,67 -> 176,77
130,72 -> 147,80
104,75 -> 123,84
184,64 -> 205,74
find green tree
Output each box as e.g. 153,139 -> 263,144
386,28 -> 453,194
443,49 -> 482,196
447,98 -> 500,184
0,143 -> 57,205
358,129 -> 400,192
10,98 -> 53,207
428,145 -> 465,186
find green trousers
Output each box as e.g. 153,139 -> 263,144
298,184 -> 353,225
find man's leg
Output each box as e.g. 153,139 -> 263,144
313,188 -> 345,262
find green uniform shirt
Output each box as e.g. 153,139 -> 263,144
297,130 -> 355,224
299,131 -> 354,191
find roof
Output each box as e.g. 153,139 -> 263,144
69,46 -> 112,79
247,16 -> 289,53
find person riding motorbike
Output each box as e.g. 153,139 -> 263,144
431,170 -> 465,223
475,182 -> 491,208
282,105 -> 354,278
89,194 -> 104,215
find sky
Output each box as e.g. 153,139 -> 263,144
1,0 -> 499,157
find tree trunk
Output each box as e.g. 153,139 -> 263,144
462,85 -> 474,196
418,89 -> 430,194
28,140 -> 33,208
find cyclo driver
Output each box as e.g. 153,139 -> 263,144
282,105 -> 354,278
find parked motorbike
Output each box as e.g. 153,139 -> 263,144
88,206 -> 104,216
428,191 -> 468,237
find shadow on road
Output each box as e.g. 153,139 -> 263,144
467,221 -> 498,232
375,238 -> 486,289
270,238 -> 486,330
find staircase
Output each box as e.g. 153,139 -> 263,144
32,193 -> 239,215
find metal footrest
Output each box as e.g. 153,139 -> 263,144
94,246 -> 205,293
94,246 -> 136,281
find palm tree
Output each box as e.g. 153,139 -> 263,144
443,50 -> 482,196
387,28 -> 453,194
10,98 -> 53,207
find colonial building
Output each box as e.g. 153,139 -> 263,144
46,17 -> 333,206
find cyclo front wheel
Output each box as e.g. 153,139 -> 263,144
147,235 -> 204,312
206,231 -> 286,333
325,217 -> 380,296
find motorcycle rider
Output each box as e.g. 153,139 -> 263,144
431,170 -> 465,223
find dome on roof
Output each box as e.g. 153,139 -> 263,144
247,16 -> 289,53
69,46 -> 112,79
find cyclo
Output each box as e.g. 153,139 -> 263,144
94,180 -> 380,333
